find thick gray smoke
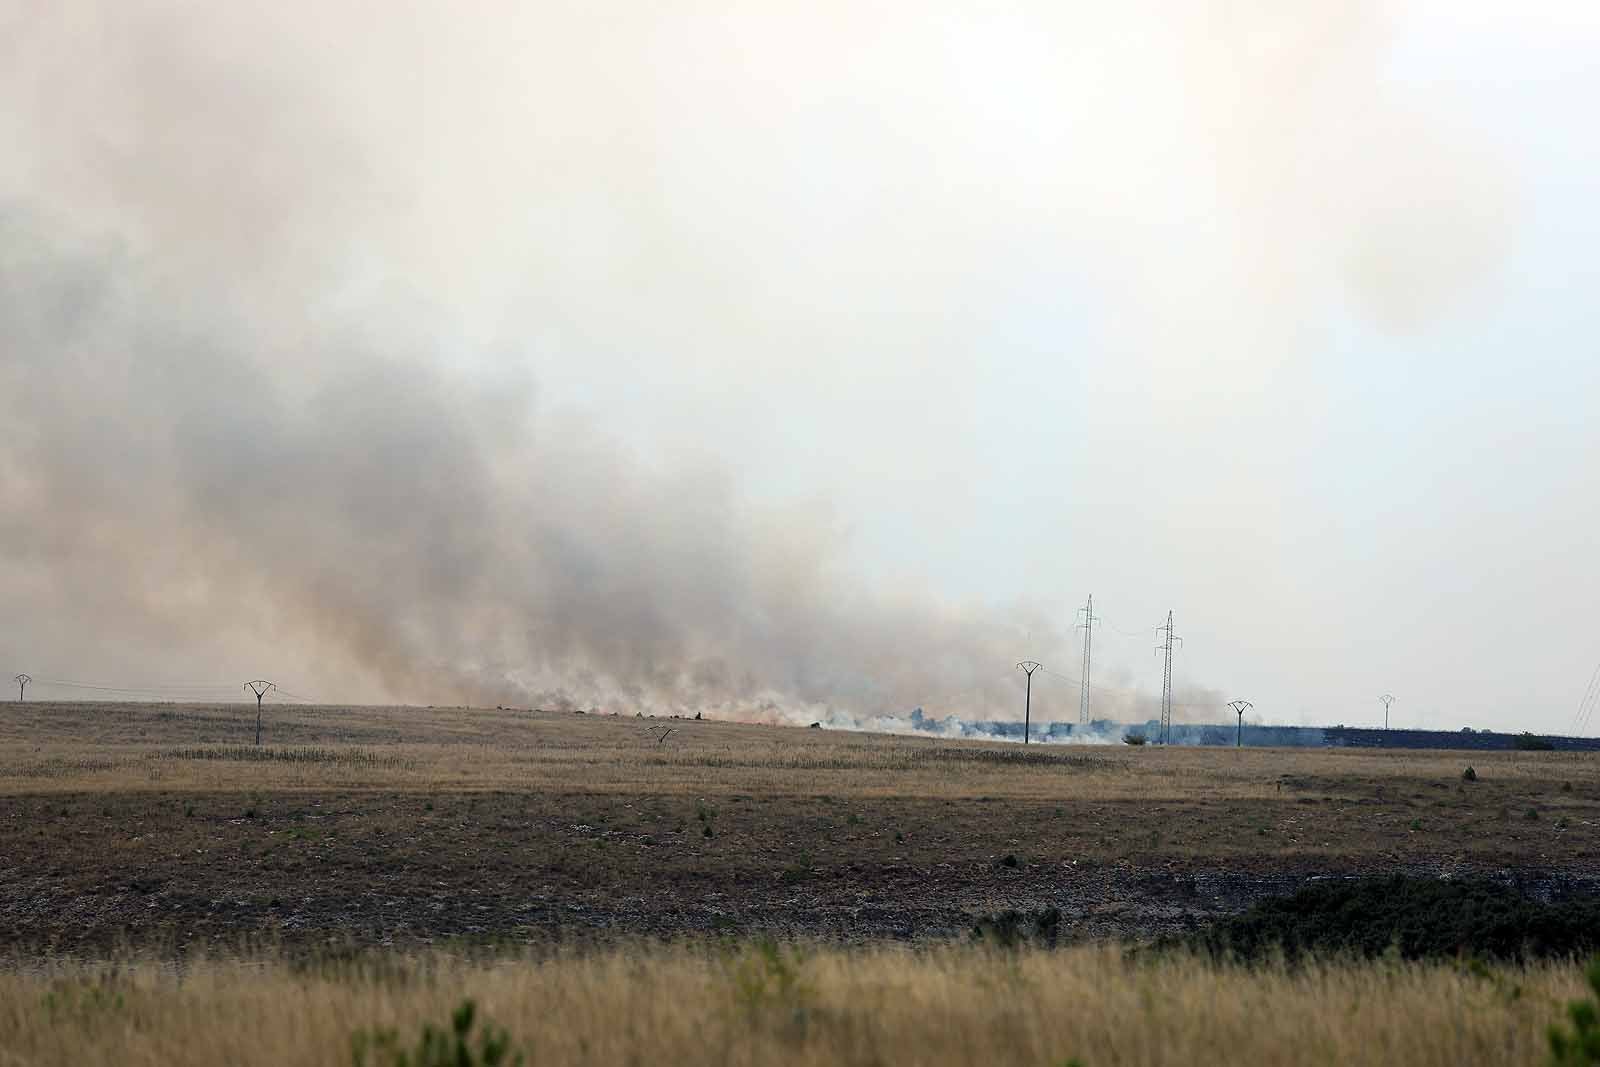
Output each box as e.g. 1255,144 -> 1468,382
4,0 -> 1539,725
0,213 -> 1062,716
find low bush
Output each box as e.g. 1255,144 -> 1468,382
351,999 -> 520,1067
1549,958 -> 1600,1065
972,906 -> 1062,949
1169,876 -> 1600,963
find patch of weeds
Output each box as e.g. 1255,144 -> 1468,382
781,851 -> 814,885
726,940 -> 816,1041
42,974 -> 129,1023
971,907 -> 1062,949
1548,957 -> 1600,1065
1410,819 -> 1423,831
1527,807 -> 1541,822
846,813 -> 863,826
351,999 -> 521,1067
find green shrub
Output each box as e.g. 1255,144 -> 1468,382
1549,958 -> 1600,1065
1123,734 -> 1147,746
971,906 -> 1062,949
1169,876 -> 1600,963
351,999 -> 521,1067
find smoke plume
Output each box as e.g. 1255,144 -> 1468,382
0,1 -> 1534,724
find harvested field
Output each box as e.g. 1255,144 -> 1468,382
2,702 -> 1598,952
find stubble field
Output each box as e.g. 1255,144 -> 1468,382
2,701 -> 1598,1065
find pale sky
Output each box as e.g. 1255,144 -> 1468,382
2,2 -> 1597,732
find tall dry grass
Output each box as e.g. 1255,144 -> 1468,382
0,944 -> 1583,1067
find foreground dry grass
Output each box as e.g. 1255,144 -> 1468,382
0,944 -> 1583,1067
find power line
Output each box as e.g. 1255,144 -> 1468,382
1097,617 -> 1155,640
29,677 -> 242,694
1034,666 -> 1221,709
1572,660 -> 1600,736
3,673 -> 317,703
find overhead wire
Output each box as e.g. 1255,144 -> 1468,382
5,673 -> 318,703
1574,659 -> 1600,736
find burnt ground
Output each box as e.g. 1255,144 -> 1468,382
4,788 -> 1599,953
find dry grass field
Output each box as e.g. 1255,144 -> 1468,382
2,701 -> 1598,951
4,702 -> 1600,1064
0,944 -> 1590,1067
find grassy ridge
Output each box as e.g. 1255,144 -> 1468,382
0,944 -> 1583,1067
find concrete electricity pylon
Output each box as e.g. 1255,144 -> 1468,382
14,674 -> 30,702
1154,612 -> 1182,744
244,680 -> 276,745
1016,661 -> 1042,745
1075,595 -> 1099,726
1380,693 -> 1396,731
1228,699 -> 1253,748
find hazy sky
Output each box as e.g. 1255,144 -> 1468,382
2,1 -> 1597,732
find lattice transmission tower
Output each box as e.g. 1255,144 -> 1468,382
1075,595 -> 1099,726
1154,612 -> 1182,744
